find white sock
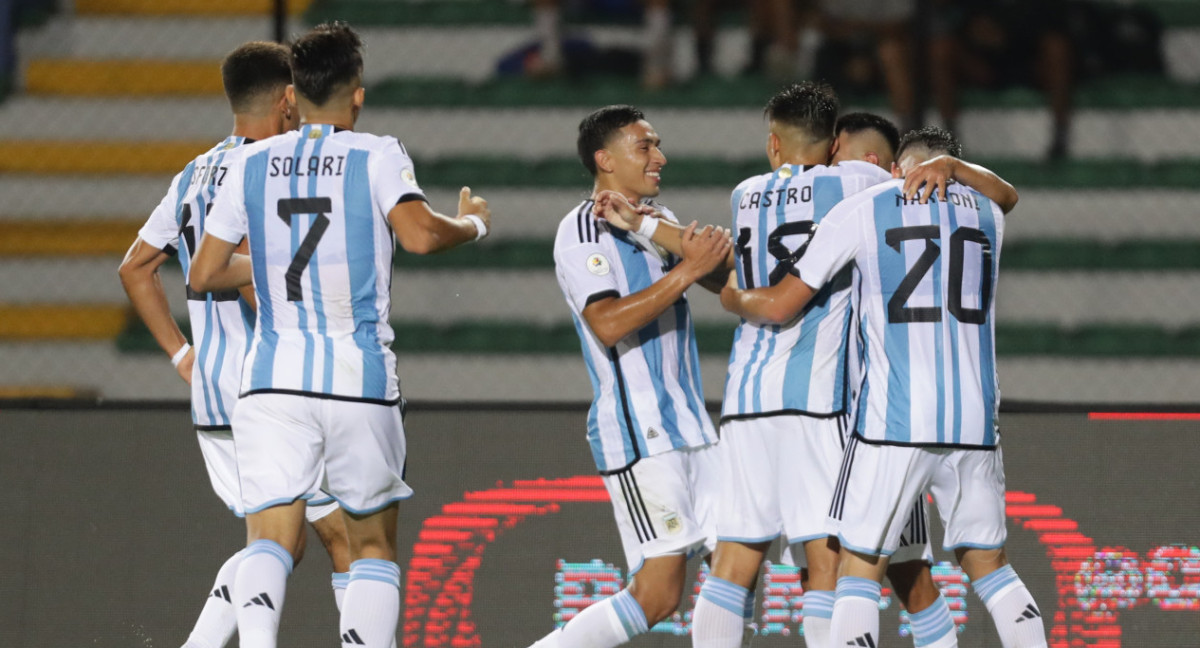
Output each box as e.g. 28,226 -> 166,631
558,588 -> 648,648
528,628 -> 562,648
973,566 -> 1047,648
741,586 -> 757,648
534,5 -> 562,68
233,540 -> 293,648
340,559 -> 401,648
181,550 -> 243,648
907,594 -> 958,648
801,590 -> 833,648
332,572 -> 349,612
692,575 -> 749,648
830,577 -> 881,648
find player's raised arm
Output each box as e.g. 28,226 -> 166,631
593,189 -> 734,291
582,222 -> 730,347
118,237 -> 193,383
388,186 -> 491,254
895,127 -> 1019,213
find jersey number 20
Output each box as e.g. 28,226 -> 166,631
885,225 -> 993,325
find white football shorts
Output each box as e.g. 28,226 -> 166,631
196,427 -> 244,517
828,434 -> 1007,557
233,393 -> 412,516
717,414 -> 849,545
601,444 -> 720,574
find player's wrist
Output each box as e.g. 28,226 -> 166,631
171,342 -> 191,368
635,214 -> 659,239
462,213 -> 488,241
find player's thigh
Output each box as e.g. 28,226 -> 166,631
714,418 -> 785,544
929,445 -> 1008,551
828,436 -> 936,557
321,399 -> 413,516
783,414 -> 850,545
196,427 -> 244,516
232,393 -> 325,513
601,448 -> 711,575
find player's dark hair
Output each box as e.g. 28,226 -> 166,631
577,105 -> 645,177
835,112 -> 900,157
221,41 -> 292,113
764,82 -> 839,142
897,126 -> 963,160
290,21 -> 364,106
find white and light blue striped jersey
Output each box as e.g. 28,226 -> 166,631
138,136 -> 256,429
205,124 -> 425,404
722,161 -> 891,420
554,200 -> 717,473
796,179 -> 1005,447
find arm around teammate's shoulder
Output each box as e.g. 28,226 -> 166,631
902,155 -> 1018,214
389,186 -> 490,254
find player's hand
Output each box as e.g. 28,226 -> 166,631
903,155 -> 956,204
679,221 -> 733,281
175,347 -> 194,385
457,186 -> 491,235
592,190 -> 657,232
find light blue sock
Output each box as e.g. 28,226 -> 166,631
908,594 -> 957,647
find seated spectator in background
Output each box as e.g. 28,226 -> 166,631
531,0 -> 674,88
927,0 -> 1076,160
816,0 -> 918,131
692,0 -> 822,80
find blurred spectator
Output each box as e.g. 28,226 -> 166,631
816,0 -> 918,131
531,0 -> 674,88
0,0 -> 14,96
927,0 -> 1076,160
929,0 -> 1164,161
692,0 -> 822,80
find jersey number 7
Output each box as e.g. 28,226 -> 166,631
277,197 -> 332,302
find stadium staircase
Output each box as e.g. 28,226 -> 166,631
1,0 -> 1199,402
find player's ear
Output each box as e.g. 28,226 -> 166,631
865,152 -> 879,167
353,86 -> 365,109
766,131 -> 782,168
594,149 -> 613,175
285,84 -> 296,107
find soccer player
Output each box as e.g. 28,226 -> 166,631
117,41 -> 351,648
531,105 -> 730,648
188,23 -> 492,648
720,127 -> 1044,648
595,91 -> 961,648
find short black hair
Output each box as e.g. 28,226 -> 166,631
897,126 -> 963,160
764,82 -> 839,142
221,41 -> 292,113
835,112 -> 900,157
577,105 -> 645,177
291,21 -> 364,106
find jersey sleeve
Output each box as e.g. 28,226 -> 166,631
204,156 -> 248,244
555,239 -> 622,313
137,172 -> 185,254
795,191 -> 866,290
371,137 -> 426,214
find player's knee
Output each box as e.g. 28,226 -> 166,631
955,546 -> 1008,582
628,575 -> 686,625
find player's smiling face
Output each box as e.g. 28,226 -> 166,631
602,119 -> 666,200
